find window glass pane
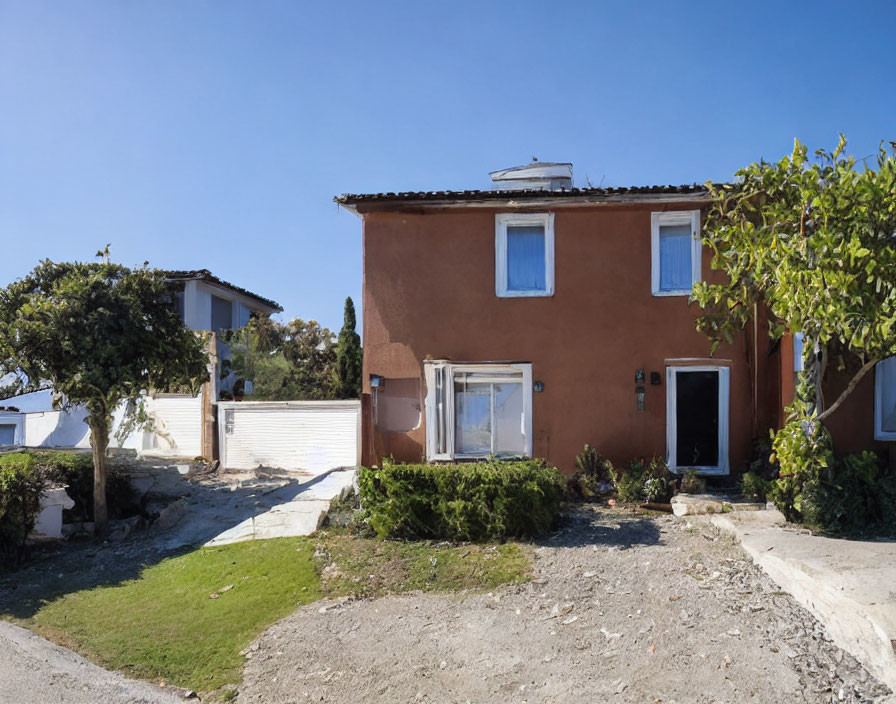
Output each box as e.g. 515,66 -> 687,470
211,295 -> 233,331
506,226 -> 546,291
454,382 -> 492,455
879,358 -> 896,433
238,304 -> 252,328
659,224 -> 692,291
175,291 -> 185,324
493,384 -> 524,456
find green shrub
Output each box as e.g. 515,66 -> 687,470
740,471 -> 772,501
769,418 -> 834,522
567,444 -> 613,501
800,451 -> 896,535
29,451 -> 135,522
769,417 -> 896,534
0,453 -> 48,563
614,456 -> 675,504
358,460 -> 563,541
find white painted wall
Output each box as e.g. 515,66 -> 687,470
218,400 -> 360,475
24,408 -> 90,448
142,395 -> 202,457
12,395 -> 201,457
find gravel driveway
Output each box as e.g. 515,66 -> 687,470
238,507 -> 892,704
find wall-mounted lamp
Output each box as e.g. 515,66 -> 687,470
369,374 -> 385,390
636,386 -> 646,412
533,380 -> 544,393
635,368 -> 645,383
650,371 -> 662,386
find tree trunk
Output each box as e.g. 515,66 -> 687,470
89,414 -> 110,536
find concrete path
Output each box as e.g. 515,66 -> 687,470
205,469 -> 356,546
703,510 -> 896,692
0,620 -> 183,704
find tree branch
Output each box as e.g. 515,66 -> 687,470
815,358 -> 879,423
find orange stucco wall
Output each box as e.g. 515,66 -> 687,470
361,203 -> 754,474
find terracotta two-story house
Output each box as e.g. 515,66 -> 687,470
337,162 -> 791,474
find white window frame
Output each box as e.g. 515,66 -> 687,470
666,365 -> 730,475
874,357 -> 896,441
424,361 -> 533,461
495,213 -> 555,298
651,210 -> 702,296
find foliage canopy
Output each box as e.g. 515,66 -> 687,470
0,255 -> 209,533
695,136 -> 896,421
224,316 -> 338,400
334,296 -> 362,398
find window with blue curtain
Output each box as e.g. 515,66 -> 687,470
506,225 -> 546,291
659,224 -> 692,291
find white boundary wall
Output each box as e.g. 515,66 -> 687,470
218,400 -> 360,475
2,394 -> 202,458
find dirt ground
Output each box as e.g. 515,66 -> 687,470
238,506 -> 893,704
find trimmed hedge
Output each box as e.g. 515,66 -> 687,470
0,453 -> 47,563
358,460 -> 563,541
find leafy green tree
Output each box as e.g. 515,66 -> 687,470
694,136 -> 896,428
225,316 -> 337,400
334,297 -> 362,398
0,255 -> 208,535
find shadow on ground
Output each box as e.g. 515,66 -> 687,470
540,504 -> 664,549
0,459 -> 343,620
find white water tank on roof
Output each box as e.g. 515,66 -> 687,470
489,160 -> 573,191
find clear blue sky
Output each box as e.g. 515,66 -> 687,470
2,1 -> 894,334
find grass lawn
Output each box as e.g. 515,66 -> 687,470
10,530 -> 531,696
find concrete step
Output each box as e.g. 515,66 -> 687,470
671,493 -> 768,517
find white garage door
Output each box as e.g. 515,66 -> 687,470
218,400 -> 360,475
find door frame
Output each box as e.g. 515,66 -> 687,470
665,365 -> 730,475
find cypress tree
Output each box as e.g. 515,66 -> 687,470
335,297 -> 362,398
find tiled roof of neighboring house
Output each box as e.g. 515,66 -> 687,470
335,184 -> 712,209
164,270 -> 283,312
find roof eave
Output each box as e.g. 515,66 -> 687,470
335,189 -> 713,215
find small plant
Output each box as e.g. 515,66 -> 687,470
0,453 -> 48,563
679,469 -> 705,495
567,444 -> 613,501
614,456 -> 674,504
740,471 -> 771,501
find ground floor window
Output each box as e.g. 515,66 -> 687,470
666,365 -> 730,475
874,357 -> 896,440
424,361 -> 532,461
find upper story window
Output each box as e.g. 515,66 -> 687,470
238,304 -> 253,328
874,357 -> 896,440
211,294 -> 233,332
174,291 -> 185,324
495,213 -> 555,297
651,210 -> 701,296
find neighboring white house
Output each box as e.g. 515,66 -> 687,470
0,270 -> 282,457
166,269 -> 282,334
